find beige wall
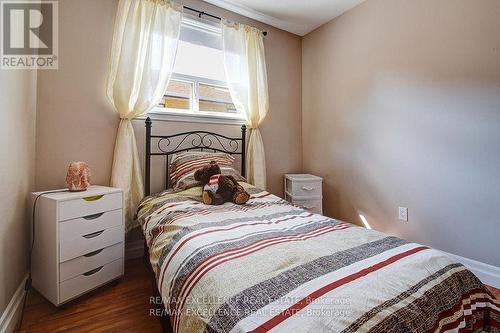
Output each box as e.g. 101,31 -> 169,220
35,0 -> 302,201
0,69 -> 37,314
302,0 -> 500,266
36,0 -> 118,192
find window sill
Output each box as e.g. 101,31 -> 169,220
136,109 -> 247,126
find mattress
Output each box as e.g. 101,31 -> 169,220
137,184 -> 499,333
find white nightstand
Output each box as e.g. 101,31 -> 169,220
31,185 -> 124,306
284,174 -> 323,215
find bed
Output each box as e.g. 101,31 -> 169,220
138,118 -> 499,333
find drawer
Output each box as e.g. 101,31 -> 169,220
291,198 -> 322,215
60,225 -> 124,262
60,209 -> 122,240
59,192 -> 122,221
286,178 -> 322,198
59,259 -> 123,303
59,243 -> 123,281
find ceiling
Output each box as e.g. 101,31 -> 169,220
202,0 -> 367,36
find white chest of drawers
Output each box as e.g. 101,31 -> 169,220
31,186 -> 124,306
284,174 -> 323,215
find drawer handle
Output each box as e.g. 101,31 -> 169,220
83,212 -> 104,220
302,186 -> 316,191
82,230 -> 105,239
83,195 -> 104,202
83,248 -> 104,257
83,266 -> 104,276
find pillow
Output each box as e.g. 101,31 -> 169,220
169,151 -> 246,190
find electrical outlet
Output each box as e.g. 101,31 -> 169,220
398,207 -> 408,222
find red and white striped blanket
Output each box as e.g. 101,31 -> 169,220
137,185 -> 499,333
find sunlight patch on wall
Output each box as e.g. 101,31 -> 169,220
359,214 -> 372,230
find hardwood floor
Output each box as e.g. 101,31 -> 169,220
19,259 -> 162,333
19,258 -> 499,332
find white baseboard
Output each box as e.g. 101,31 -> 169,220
0,274 -> 28,333
125,239 -> 144,260
442,251 -> 500,288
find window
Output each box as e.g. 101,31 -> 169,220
160,79 -> 192,110
198,83 -> 236,113
153,15 -> 242,122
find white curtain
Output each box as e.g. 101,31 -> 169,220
222,21 -> 269,189
107,0 -> 181,231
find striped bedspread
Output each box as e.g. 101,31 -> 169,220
137,185 -> 499,333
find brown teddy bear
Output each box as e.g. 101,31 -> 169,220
194,161 -> 250,205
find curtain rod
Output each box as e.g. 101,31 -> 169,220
183,5 -> 268,36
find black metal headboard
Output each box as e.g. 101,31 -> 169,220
144,117 -> 247,196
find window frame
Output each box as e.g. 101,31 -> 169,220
149,16 -> 245,125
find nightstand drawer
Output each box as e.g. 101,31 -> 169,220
60,225 -> 124,262
59,243 -> 123,282
286,178 -> 322,197
59,192 -> 122,221
60,209 -> 122,240
291,198 -> 322,215
59,259 -> 123,303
